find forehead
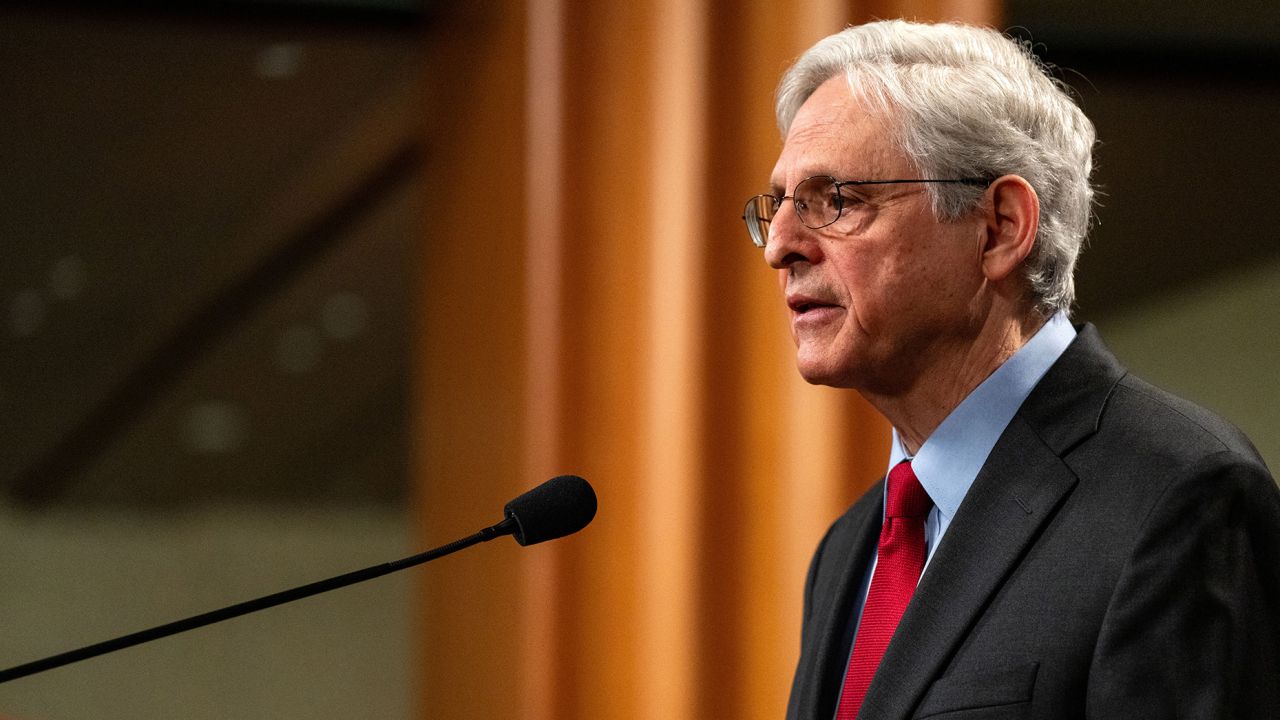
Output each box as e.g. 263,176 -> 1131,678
770,76 -> 911,190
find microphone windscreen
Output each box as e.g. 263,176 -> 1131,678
504,475 -> 597,546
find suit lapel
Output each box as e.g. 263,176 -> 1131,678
856,418 -> 1078,719
856,324 -> 1126,719
795,488 -> 883,720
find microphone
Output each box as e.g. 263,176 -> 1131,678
504,473 -> 597,546
0,475 -> 595,684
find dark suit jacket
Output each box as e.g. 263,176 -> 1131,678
786,325 -> 1280,720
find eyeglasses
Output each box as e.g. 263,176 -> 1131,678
741,175 -> 992,248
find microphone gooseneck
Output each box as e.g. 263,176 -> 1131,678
0,475 -> 595,684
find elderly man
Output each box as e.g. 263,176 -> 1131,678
744,20 -> 1280,720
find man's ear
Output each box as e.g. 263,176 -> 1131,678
980,175 -> 1040,282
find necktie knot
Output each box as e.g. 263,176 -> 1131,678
885,461 -> 932,519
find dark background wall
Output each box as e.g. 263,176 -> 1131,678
1008,0 -> 1280,465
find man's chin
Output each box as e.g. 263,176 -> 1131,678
794,355 -> 857,389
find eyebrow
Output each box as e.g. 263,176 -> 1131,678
769,170 -> 845,196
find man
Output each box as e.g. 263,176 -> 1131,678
742,20 -> 1280,720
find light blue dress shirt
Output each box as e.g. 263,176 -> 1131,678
889,311 -> 1077,575
835,312 -> 1077,702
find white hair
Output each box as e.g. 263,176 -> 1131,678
777,20 -> 1096,316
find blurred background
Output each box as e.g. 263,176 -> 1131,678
0,0 -> 1275,718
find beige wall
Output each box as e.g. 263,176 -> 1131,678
1096,257 -> 1280,472
0,505 -> 412,720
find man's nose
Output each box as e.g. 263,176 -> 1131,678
763,200 -> 822,269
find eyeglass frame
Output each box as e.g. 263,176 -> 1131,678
742,175 -> 993,248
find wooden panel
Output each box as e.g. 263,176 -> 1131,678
414,3 -> 997,718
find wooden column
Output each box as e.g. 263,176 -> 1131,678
414,1 -> 999,718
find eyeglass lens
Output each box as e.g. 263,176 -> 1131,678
744,195 -> 776,248
742,176 -> 842,247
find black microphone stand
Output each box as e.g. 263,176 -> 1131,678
0,516 -> 517,684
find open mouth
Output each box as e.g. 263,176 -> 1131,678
789,297 -> 836,314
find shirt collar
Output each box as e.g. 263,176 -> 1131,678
888,311 -> 1076,521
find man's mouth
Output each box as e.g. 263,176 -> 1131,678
787,295 -> 838,314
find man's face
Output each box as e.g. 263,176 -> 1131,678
766,77 -> 986,394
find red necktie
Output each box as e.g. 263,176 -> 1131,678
835,460 -> 933,720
